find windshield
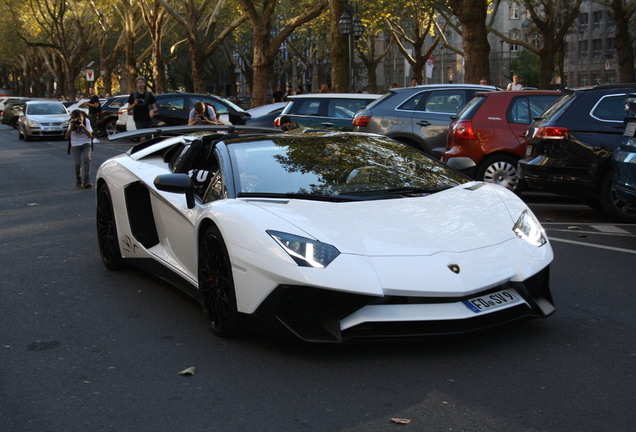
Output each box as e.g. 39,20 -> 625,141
28,103 -> 67,115
227,134 -> 468,199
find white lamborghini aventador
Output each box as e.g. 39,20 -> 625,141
96,126 -> 554,343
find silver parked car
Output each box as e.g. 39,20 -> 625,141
275,93 -> 381,131
18,101 -> 70,141
353,84 -> 499,158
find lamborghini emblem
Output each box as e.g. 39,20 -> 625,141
448,264 -> 460,274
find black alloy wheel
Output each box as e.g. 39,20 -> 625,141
104,119 -> 118,136
96,184 -> 125,270
198,225 -> 240,337
599,171 -> 636,223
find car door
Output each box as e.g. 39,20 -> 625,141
153,94 -> 188,126
410,89 -> 469,152
506,94 -> 560,150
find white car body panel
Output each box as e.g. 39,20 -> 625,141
97,131 -> 554,342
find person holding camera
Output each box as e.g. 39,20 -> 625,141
188,101 -> 221,125
66,109 -> 94,188
127,76 -> 158,142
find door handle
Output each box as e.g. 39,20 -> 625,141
417,120 -> 431,126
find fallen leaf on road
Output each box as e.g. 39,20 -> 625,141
391,418 -> 411,425
178,366 -> 196,376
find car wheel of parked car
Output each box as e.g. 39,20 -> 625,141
96,184 -> 126,270
198,225 -> 240,338
104,119 -> 118,137
599,171 -> 636,223
476,154 -> 522,193
18,128 -> 24,140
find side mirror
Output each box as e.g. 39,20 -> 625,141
154,173 -> 195,209
446,157 -> 477,177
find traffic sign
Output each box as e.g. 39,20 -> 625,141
86,69 -> 95,81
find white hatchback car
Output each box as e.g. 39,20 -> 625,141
18,100 -> 70,141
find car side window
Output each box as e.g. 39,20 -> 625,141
591,94 -> 627,122
289,99 -> 323,116
156,95 -> 186,112
327,99 -> 368,118
398,93 -> 426,111
509,97 -> 532,124
508,95 -> 560,124
198,96 -> 227,115
420,91 -> 465,114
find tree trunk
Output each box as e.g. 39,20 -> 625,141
449,0 -> 490,84
612,0 -> 636,83
330,0 -> 349,92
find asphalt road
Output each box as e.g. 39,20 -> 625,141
1,125 -> 635,432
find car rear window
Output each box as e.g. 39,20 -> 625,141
456,95 -> 486,120
507,95 -> 560,124
590,94 -> 629,122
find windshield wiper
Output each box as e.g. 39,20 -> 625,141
238,192 -> 354,202
338,185 -> 452,198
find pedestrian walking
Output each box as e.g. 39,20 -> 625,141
66,109 -> 94,189
87,87 -> 101,130
127,76 -> 158,142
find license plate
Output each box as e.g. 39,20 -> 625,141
463,289 -> 520,313
624,122 -> 636,137
525,144 -> 533,158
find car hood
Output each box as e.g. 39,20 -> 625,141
26,114 -> 69,122
248,183 -> 521,256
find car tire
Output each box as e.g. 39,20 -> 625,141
104,119 -> 118,136
10,117 -> 19,129
96,184 -> 126,270
198,225 -> 240,338
599,171 -> 636,223
18,128 -> 24,140
476,154 -> 523,193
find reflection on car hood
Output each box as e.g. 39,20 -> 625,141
248,183 -> 517,256
26,114 -> 69,122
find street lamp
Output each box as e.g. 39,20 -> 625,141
338,3 -> 364,92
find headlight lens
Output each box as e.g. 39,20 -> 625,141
27,119 -> 41,127
513,209 -> 547,247
268,230 -> 340,268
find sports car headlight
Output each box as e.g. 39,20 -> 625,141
513,210 -> 547,247
267,231 -> 340,268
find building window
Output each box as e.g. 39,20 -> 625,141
592,39 -> 602,58
579,40 -> 588,58
511,44 -> 519,52
579,73 -> 588,87
510,2 -> 520,19
593,11 -> 602,30
578,13 -> 588,33
607,38 -> 615,55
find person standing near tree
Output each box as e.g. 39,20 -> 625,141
127,76 -> 158,142
506,74 -> 523,91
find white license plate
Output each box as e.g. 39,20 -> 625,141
463,289 -> 520,313
624,122 -> 636,137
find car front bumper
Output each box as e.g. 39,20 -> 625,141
254,266 -> 554,343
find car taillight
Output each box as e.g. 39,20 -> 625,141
451,119 -> 476,140
273,117 -> 281,127
118,108 -> 125,115
533,126 -> 568,139
352,114 -> 371,127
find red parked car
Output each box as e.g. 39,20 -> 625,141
443,90 -> 560,192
